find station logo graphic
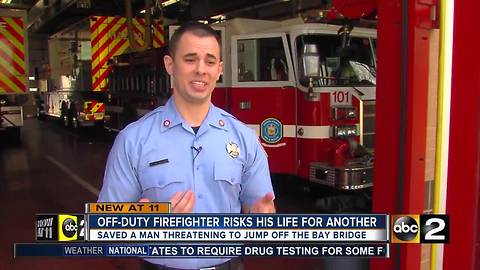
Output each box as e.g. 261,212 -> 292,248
36,214 -> 85,242
36,215 -> 57,241
391,215 -> 449,243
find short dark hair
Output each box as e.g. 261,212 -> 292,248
169,22 -> 222,59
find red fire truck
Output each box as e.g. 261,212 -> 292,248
215,18 -> 376,190
107,17 -> 376,191
106,46 -> 170,130
40,14 -> 164,130
0,9 -> 29,143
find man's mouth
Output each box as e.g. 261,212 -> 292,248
190,81 -> 208,91
191,81 -> 207,86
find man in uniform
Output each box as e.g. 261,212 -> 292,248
98,22 -> 275,269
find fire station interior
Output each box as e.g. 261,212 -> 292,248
0,0 -> 478,270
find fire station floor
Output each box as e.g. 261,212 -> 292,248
0,118 -> 371,270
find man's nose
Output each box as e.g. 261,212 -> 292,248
195,60 -> 206,74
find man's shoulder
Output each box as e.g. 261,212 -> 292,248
214,105 -> 234,120
214,105 -> 256,137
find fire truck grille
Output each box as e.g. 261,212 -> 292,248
309,162 -> 374,190
309,163 -> 336,187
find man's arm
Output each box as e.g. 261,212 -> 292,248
242,192 -> 275,214
240,133 -> 276,213
98,131 -> 142,202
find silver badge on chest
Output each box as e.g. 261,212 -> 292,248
226,142 -> 240,158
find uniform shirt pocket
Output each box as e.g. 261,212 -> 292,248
213,159 -> 243,212
138,162 -> 186,202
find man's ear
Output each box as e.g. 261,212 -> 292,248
164,55 -> 173,75
217,60 -> 224,80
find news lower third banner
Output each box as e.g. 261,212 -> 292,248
86,214 -> 387,242
14,203 -> 449,258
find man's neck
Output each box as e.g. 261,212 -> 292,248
172,96 -> 210,127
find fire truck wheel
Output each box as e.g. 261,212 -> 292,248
307,182 -> 332,196
94,121 -> 104,132
8,127 -> 20,145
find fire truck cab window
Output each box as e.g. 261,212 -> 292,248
296,35 -> 376,87
237,37 -> 288,82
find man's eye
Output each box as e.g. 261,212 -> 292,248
185,58 -> 195,63
206,58 -> 217,65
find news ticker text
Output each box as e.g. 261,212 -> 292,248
15,243 -> 389,258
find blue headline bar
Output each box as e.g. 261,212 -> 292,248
87,214 -> 386,229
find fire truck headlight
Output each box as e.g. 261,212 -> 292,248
345,109 -> 356,119
333,125 -> 358,138
332,107 -> 357,120
0,98 -> 6,105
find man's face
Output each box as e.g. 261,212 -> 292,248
164,32 -> 223,105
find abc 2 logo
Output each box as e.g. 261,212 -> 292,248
391,215 -> 449,243
36,214 -> 85,242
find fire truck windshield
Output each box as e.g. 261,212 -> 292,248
296,34 -> 376,87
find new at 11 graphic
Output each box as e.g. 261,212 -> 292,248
36,214 -> 85,242
391,215 -> 449,243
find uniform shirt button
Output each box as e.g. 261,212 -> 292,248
196,166 -> 200,170
198,194 -> 203,199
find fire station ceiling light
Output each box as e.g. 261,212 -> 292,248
140,9 -> 146,13
0,0 -> 12,4
161,0 -> 180,7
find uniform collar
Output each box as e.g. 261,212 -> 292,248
204,103 -> 229,132
159,98 -> 182,132
160,97 -> 229,133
